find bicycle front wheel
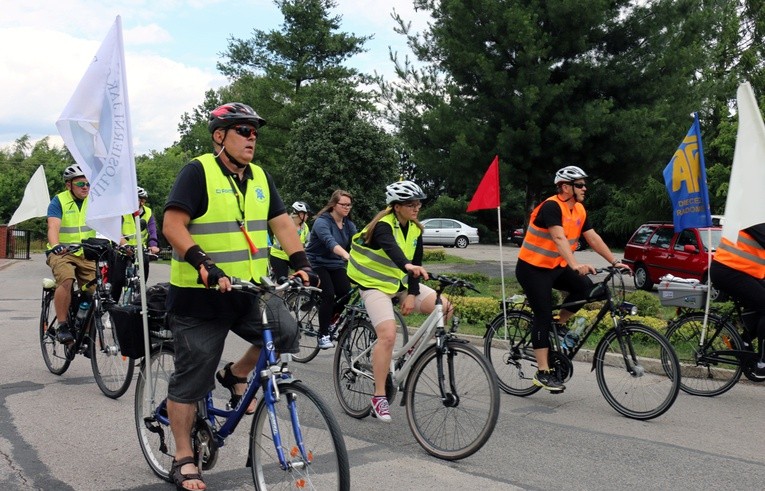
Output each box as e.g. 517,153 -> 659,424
405,341 -> 500,460
665,313 -> 743,396
91,306 -> 135,398
333,318 -> 376,418
595,323 -> 680,420
250,380 -> 350,490
134,343 -> 176,481
285,291 -> 321,364
483,310 -> 540,396
39,287 -> 71,375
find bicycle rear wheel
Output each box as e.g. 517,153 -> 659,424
134,343 -> 176,481
39,287 -> 71,375
91,305 -> 135,398
483,310 -> 540,396
333,318 -> 376,418
285,291 -> 321,363
250,380 -> 350,490
595,323 -> 680,420
665,313 -> 743,396
405,341 -> 499,460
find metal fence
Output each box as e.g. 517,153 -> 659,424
6,229 -> 32,259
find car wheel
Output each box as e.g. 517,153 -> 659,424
633,264 -> 654,291
455,236 -> 469,248
705,279 -> 728,303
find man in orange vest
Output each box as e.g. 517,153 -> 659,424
710,224 -> 765,378
516,165 -> 625,392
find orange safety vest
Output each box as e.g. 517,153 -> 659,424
518,196 -> 585,269
713,231 -> 765,279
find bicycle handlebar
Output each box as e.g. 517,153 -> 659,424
426,272 -> 480,293
226,276 -> 322,295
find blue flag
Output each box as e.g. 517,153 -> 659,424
662,113 -> 713,232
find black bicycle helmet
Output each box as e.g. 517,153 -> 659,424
208,103 -> 266,133
385,180 -> 427,205
62,164 -> 85,180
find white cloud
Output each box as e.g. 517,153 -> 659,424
0,0 -> 428,155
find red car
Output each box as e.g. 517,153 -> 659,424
623,222 -> 724,299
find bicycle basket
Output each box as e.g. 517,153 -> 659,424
107,304 -> 146,359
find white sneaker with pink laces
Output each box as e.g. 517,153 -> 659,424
370,396 -> 391,422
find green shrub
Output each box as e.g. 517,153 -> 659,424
625,290 -> 662,317
423,248 -> 446,262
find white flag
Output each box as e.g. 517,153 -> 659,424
9,165 -> 51,226
55,16 -> 138,242
722,82 -> 765,241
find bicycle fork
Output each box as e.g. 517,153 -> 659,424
435,339 -> 460,407
614,327 -> 645,377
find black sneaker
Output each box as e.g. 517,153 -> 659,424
533,369 -> 565,392
56,324 -> 74,344
753,361 -> 765,380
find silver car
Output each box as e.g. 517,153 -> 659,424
420,218 -> 480,248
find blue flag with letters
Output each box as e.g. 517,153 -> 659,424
662,113 -> 713,232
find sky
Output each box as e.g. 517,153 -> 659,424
0,0 -> 430,155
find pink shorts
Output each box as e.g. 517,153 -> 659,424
360,284 -> 437,328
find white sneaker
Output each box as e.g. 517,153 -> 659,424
318,335 -> 334,349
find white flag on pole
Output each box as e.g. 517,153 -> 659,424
722,82 -> 765,241
9,165 -> 51,226
55,15 -> 137,242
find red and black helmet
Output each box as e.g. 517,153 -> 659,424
208,102 -> 266,133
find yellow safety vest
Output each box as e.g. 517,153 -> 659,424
47,190 -> 95,256
121,206 -> 154,246
170,154 -> 270,288
714,231 -> 765,279
518,196 -> 585,269
347,212 -> 420,294
270,222 -> 309,261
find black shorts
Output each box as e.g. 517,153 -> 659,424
167,294 -> 299,403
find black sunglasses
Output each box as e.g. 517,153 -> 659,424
232,125 -> 258,138
569,182 -> 587,189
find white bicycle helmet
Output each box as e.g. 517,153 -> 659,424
554,165 -> 588,184
62,164 -> 85,181
385,180 -> 427,205
291,201 -> 309,213
137,187 -> 149,199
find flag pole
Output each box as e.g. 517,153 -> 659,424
700,227 -> 712,344
133,212 -> 154,399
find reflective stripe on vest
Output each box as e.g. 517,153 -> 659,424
347,213 -> 420,294
518,196 -> 585,269
714,232 -> 765,279
170,154 -> 270,287
270,223 -> 309,261
121,206 -> 154,246
47,191 -> 95,256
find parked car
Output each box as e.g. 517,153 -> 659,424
420,218 -> 479,248
508,228 -> 525,246
623,221 -> 725,300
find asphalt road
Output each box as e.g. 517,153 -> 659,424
1,254 -> 763,490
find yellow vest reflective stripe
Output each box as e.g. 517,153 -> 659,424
121,206 -> 154,246
270,223 -> 309,261
518,196 -> 585,269
170,154 -> 270,288
347,213 -> 420,294
714,232 -> 765,279
47,191 -> 95,256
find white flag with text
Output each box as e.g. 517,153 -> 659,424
55,15 -> 137,242
722,82 -> 765,241
9,165 -> 50,226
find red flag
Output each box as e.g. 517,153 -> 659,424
467,155 -> 500,212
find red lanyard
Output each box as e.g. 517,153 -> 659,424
226,175 -> 259,255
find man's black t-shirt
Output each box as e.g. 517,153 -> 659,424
164,157 -> 286,318
533,199 -> 592,235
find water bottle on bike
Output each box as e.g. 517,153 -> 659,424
562,316 -> 587,351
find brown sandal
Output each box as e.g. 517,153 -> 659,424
171,456 -> 204,491
216,362 -> 256,414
